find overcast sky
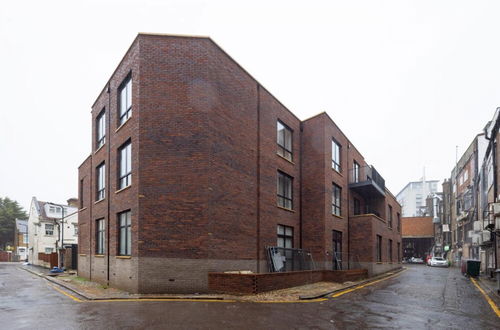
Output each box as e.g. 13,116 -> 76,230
1,0 -> 499,211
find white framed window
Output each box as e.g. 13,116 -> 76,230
119,141 -> 132,189
96,162 -> 106,200
119,75 -> 132,125
23,234 -> 28,244
332,140 -> 341,172
45,224 -> 54,236
45,247 -> 53,254
96,109 -> 106,149
118,210 -> 132,256
277,120 -> 293,161
96,219 -> 105,255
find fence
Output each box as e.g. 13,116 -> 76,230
38,252 -> 58,268
266,246 -> 315,272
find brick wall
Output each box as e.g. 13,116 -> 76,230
208,269 -> 368,294
77,34 -> 402,293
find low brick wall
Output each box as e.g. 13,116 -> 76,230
208,269 -> 368,294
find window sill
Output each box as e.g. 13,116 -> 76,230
94,144 -> 105,154
115,116 -> 131,133
332,214 -> 344,220
332,168 -> 343,176
94,199 -> 105,205
79,254 -> 87,257
277,205 -> 295,213
94,255 -> 105,258
276,153 -> 295,165
116,256 -> 131,259
376,262 -> 383,264
115,185 -> 131,194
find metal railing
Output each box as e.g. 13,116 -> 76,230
349,165 -> 385,191
266,247 -> 315,272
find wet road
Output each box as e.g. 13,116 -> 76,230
0,263 -> 498,329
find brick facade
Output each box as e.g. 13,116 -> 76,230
78,33 -> 402,293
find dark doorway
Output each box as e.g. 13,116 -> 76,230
333,230 -> 343,270
71,244 -> 78,270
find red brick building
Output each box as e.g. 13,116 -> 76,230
402,216 -> 434,259
78,33 -> 402,293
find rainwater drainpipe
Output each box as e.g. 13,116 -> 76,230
256,83 -> 261,273
347,144 -> 351,270
106,83 -> 111,285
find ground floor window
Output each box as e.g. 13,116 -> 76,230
332,230 -> 342,270
376,235 -> 382,262
277,225 -> 293,248
96,218 -> 105,254
389,239 -> 393,262
118,210 -> 132,256
397,242 -> 401,262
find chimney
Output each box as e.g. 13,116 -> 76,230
67,198 -> 79,208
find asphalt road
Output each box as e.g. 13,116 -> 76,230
0,263 -> 498,329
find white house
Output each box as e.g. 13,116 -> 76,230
27,197 -> 78,268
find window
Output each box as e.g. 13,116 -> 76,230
388,205 -> 393,228
118,211 -> 132,256
45,224 -> 54,236
332,230 -> 343,270
389,239 -> 393,262
277,171 -> 293,210
353,198 -> 361,215
397,213 -> 401,232
96,219 -> 105,255
96,162 -> 105,201
49,206 -> 61,214
23,234 -> 28,244
45,247 -> 53,254
397,242 -> 401,262
277,121 -> 293,161
332,140 -> 341,172
119,75 -> 132,125
74,225 -> 78,236
353,161 -> 360,183
118,141 -> 132,189
79,179 -> 84,208
96,109 -> 106,149
277,225 -> 293,248
332,183 -> 341,216
376,235 -> 382,262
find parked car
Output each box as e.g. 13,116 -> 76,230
410,257 -> 424,264
429,257 -> 448,267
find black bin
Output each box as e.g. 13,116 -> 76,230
466,259 -> 481,277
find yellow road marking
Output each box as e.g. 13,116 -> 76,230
331,268 -> 407,298
92,298 -> 236,303
50,284 -> 83,302
253,298 -> 328,304
470,277 -> 500,318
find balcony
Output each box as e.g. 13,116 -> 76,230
349,165 -> 386,198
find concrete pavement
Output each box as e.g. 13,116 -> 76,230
0,263 -> 498,329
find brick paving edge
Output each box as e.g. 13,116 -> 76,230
299,267 -> 405,300
19,266 -> 225,301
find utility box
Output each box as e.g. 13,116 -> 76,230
466,260 -> 481,277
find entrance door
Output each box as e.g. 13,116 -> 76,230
332,230 -> 343,270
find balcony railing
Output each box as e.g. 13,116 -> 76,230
348,165 -> 386,198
